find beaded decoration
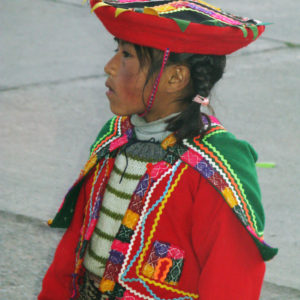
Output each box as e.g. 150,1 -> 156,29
139,48 -> 170,117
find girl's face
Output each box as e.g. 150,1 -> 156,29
104,41 -> 151,117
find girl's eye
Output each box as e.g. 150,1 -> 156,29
122,51 -> 131,58
113,47 -> 132,58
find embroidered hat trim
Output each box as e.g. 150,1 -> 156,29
90,0 -> 266,55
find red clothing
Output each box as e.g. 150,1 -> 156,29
39,162 -> 265,300
39,116 -> 274,299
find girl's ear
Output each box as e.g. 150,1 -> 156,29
165,65 -> 191,93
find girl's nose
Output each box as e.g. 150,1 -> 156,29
104,54 -> 118,76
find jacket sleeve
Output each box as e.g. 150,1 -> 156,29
191,176 -> 265,300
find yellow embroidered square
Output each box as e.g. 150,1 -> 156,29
122,209 -> 139,230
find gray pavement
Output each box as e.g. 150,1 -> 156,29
1,0 -> 300,299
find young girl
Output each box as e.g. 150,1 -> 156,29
39,0 -> 278,299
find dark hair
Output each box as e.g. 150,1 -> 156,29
133,44 -> 226,143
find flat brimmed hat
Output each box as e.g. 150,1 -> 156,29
90,0 -> 267,55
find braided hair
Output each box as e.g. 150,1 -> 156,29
134,44 -> 226,143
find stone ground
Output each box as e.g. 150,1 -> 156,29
0,0 -> 300,299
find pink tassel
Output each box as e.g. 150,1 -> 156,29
193,95 -> 210,106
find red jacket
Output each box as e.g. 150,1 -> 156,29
39,116 -> 277,300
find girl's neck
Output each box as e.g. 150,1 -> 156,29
130,113 -> 179,143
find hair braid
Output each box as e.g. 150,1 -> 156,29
133,43 -> 226,143
165,54 -> 226,142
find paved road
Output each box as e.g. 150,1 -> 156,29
1,0 -> 300,298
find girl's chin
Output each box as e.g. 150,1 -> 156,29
109,104 -> 137,117
109,102 -> 123,116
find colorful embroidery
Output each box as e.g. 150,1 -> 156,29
179,127 -> 264,241
90,116 -> 120,155
148,161 -> 170,180
200,134 -> 262,236
81,153 -> 98,177
119,162 -> 198,299
143,241 -> 185,286
109,135 -> 129,152
151,0 -> 246,27
100,279 -> 115,293
122,209 -> 140,230
161,134 -> 177,150
116,225 -> 134,244
153,257 -> 173,282
103,260 -> 122,281
98,172 -> 153,297
183,139 -> 251,224
71,157 -> 112,299
90,116 -> 132,158
66,115 -> 271,298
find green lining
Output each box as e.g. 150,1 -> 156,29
94,227 -> 115,242
202,131 -> 262,236
203,128 -> 227,141
113,164 -> 142,180
101,205 -> 124,221
106,183 -> 132,200
90,117 -> 118,154
203,138 -> 261,235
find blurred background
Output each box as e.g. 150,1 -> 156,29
0,0 -> 300,298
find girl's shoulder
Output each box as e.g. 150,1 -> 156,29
181,123 -> 277,261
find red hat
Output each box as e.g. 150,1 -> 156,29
90,0 -> 267,55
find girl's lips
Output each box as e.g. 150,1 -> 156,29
105,80 -> 115,97
105,80 -> 114,92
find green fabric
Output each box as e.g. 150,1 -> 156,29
204,131 -> 265,233
49,180 -> 84,228
172,18 -> 191,32
90,117 -> 118,155
187,130 -> 278,260
249,25 -> 259,40
238,25 -> 248,38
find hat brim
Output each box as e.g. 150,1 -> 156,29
91,0 -> 265,55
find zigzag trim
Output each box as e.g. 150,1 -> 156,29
90,116 -> 122,156
202,132 -> 262,236
119,162 -> 198,300
183,139 -> 245,213
118,164 -> 174,300
183,133 -> 263,238
204,125 -> 225,135
135,165 -> 197,298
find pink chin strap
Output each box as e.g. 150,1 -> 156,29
139,48 -> 170,117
